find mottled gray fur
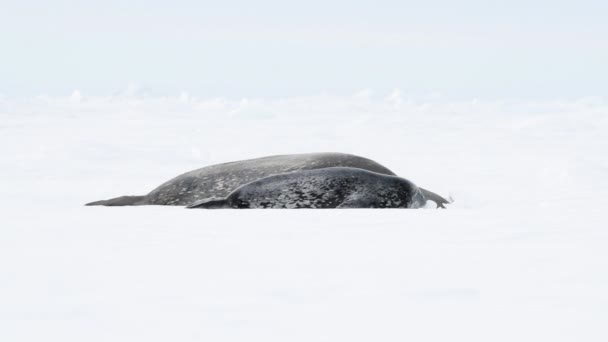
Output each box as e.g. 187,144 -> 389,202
86,152 -> 449,208
188,167 -> 426,209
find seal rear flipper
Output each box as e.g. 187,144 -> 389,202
186,197 -> 230,209
419,188 -> 451,209
85,195 -> 146,206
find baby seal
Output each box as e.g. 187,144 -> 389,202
187,167 -> 427,209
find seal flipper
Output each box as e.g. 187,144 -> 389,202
85,195 -> 146,206
336,200 -> 367,209
186,197 -> 230,209
419,188 -> 451,209
336,194 -> 376,209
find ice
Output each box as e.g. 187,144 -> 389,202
1,93 -> 607,341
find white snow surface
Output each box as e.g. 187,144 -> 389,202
1,93 -> 608,341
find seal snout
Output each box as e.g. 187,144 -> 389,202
85,195 -> 146,206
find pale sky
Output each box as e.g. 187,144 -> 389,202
1,0 -> 607,99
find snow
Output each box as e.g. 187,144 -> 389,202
1,93 -> 607,341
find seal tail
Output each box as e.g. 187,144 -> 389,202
419,188 -> 451,209
85,195 -> 146,206
186,197 -> 230,209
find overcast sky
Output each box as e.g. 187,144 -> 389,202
1,0 -> 607,99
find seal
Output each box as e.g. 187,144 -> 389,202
187,167 -> 426,209
86,152 -> 449,208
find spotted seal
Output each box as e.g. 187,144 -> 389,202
86,152 -> 449,208
187,167 -> 426,209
